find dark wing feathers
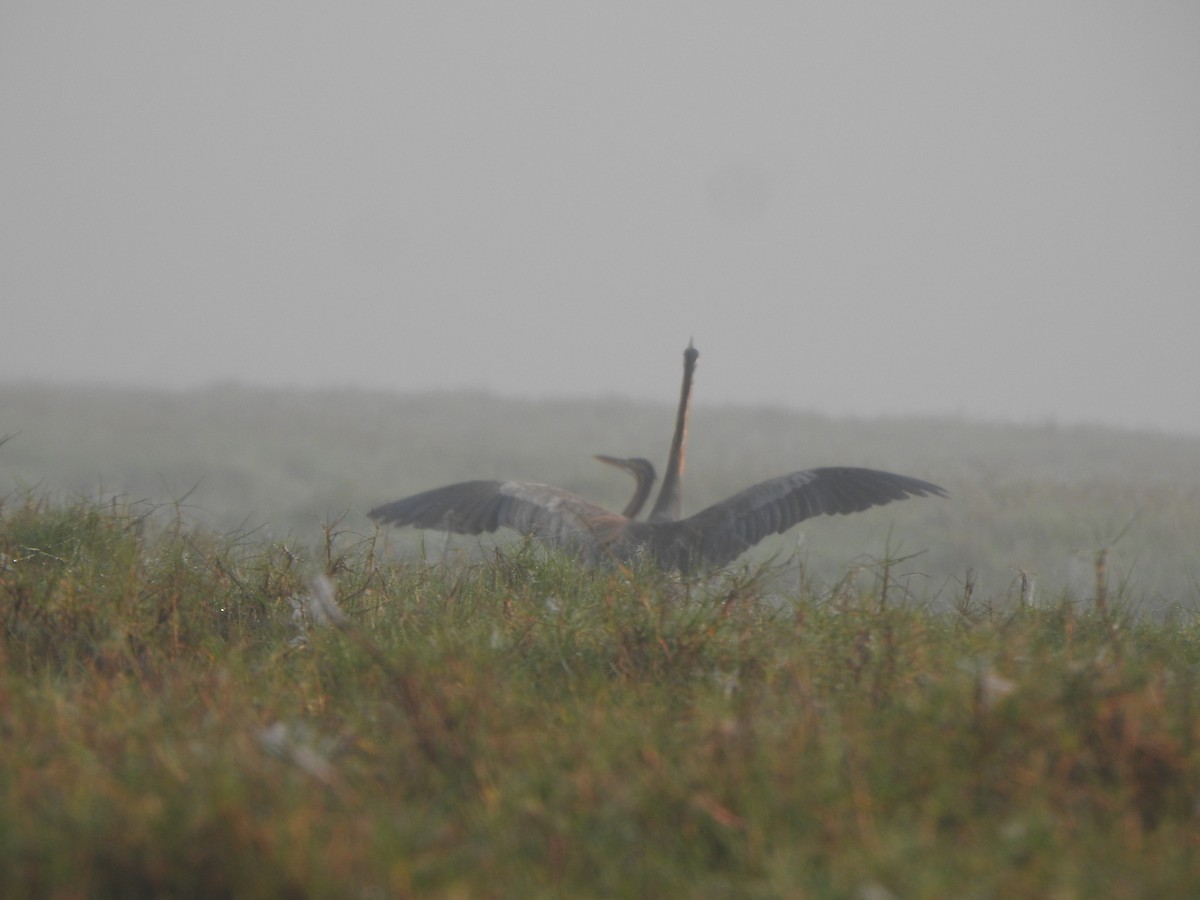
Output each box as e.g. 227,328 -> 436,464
369,480 -> 624,560
679,467 -> 947,570
370,480 -> 502,532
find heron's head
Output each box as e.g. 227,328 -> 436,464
594,455 -> 657,483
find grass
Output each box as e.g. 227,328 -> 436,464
1,495 -> 1198,897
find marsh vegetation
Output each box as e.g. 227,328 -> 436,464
2,384 -> 1199,894
1,494 -> 1198,896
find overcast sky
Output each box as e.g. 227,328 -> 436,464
3,2 -> 1198,434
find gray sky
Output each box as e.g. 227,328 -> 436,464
3,2 -> 1198,434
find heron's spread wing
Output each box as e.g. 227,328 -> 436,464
369,480 -> 628,560
670,467 -> 947,570
371,468 -> 945,572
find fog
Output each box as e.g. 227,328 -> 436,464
3,3 -> 1198,434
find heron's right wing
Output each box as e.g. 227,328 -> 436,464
369,480 -> 627,559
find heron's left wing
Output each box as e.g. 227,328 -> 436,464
369,479 -> 628,561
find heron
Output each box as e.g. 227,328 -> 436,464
369,342 -> 946,573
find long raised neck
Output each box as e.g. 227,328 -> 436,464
648,341 -> 698,523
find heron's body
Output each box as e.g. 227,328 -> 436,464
369,343 -> 946,573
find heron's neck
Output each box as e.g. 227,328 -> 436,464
649,344 -> 697,523
622,463 -> 655,519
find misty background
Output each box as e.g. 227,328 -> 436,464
2,3 -> 1198,434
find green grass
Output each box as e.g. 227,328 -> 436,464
2,497 -> 1197,897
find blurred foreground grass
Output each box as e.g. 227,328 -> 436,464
1,496 -> 1197,897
